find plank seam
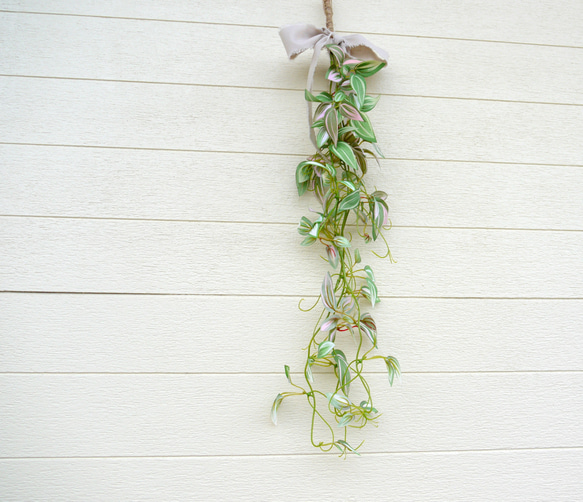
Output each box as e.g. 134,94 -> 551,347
1,10 -> 582,50
1,370 -> 581,375
1,215 -> 582,233
1,445 -> 582,461
2,291 -> 582,300
1,74 -> 582,108
2,142 -> 583,168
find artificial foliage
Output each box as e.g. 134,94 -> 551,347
271,41 -> 401,457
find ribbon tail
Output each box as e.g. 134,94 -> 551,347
306,36 -> 330,148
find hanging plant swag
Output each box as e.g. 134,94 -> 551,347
272,5 -> 400,458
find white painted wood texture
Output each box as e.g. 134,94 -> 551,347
1,373 -> 582,457
2,12 -> 582,105
1,1 -> 582,500
2,145 -> 583,230
1,0 -> 582,46
2,78 -> 582,165
2,217 -> 582,296
1,450 -> 581,502
2,294 -> 582,372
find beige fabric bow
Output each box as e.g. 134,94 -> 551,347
279,23 -> 388,147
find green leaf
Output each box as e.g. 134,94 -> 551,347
296,181 -> 308,197
355,60 -> 386,77
304,89 -> 319,102
326,391 -> 351,410
317,340 -> 335,359
337,414 -> 354,427
284,365 -> 291,383
338,125 -> 356,136
333,91 -> 346,103
316,91 -> 334,103
297,216 -> 313,236
361,94 -> 380,113
316,128 -> 330,149
301,235 -> 317,246
271,393 -> 284,425
338,190 -> 361,212
350,74 -> 367,108
295,160 -> 323,196
340,180 -> 356,191
327,44 -> 345,65
362,279 -> 379,307
324,107 -> 339,146
372,142 -> 385,158
333,349 -> 351,393
329,141 -> 359,171
336,439 -> 361,456
385,356 -> 401,386
354,248 -> 361,264
352,113 -> 377,143
364,265 -> 375,282
306,361 -> 314,383
333,235 -> 351,248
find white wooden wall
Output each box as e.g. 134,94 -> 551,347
1,1 -> 582,500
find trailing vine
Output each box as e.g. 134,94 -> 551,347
271,18 -> 401,457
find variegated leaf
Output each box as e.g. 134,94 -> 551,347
337,190 -> 361,212
324,107 -> 339,146
385,356 -> 401,386
329,142 -> 359,171
333,349 -> 351,393
339,103 -> 363,122
317,340 -> 335,359
321,272 -> 336,312
350,73 -> 367,108
270,394 -> 284,425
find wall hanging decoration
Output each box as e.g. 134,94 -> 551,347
272,0 -> 400,457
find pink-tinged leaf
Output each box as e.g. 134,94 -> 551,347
339,103 -> 363,122
326,70 -> 343,83
326,245 -> 339,269
316,104 -> 331,121
360,313 -> 377,347
344,59 -> 361,65
317,128 -> 330,149
320,314 -> 340,332
324,107 -> 339,146
321,272 -> 336,312
340,296 -> 355,313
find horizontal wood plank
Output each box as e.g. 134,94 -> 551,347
2,294 -> 582,373
1,0 -> 582,47
1,78 -> 582,165
1,145 -> 582,230
1,13 -> 582,105
1,373 -> 581,457
1,218 -> 582,297
1,450 -> 582,501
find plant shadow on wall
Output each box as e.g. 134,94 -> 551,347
271,41 -> 401,458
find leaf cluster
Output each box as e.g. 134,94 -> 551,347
273,44 -> 400,457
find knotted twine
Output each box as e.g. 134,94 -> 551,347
279,24 -> 388,147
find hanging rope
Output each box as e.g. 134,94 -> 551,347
323,0 -> 334,31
